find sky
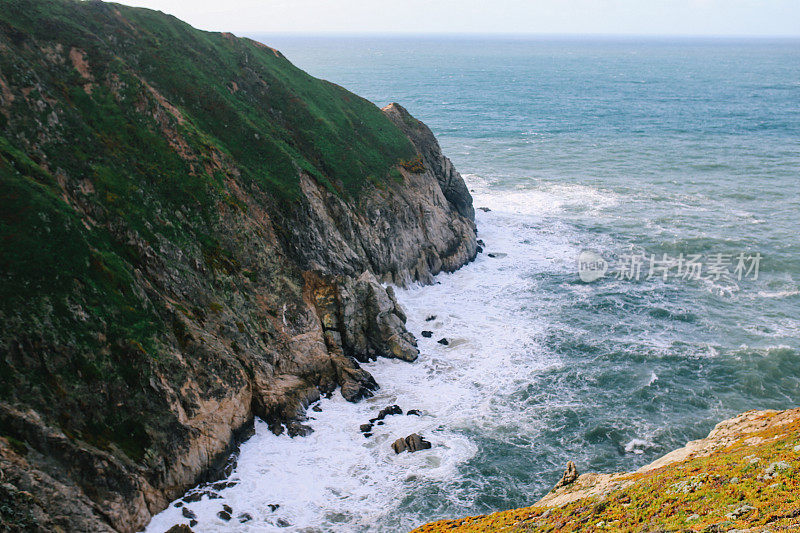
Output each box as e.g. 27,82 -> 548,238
112,0 -> 800,37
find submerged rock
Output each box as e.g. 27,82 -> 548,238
421,330 -> 433,338
437,338 -> 449,346
407,409 -> 422,416
425,315 -> 437,322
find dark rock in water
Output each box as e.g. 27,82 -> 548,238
477,239 -> 485,246
286,421 -> 314,438
392,433 -> 432,454
183,492 -> 203,503
425,315 -> 437,322
407,409 -> 422,416
406,433 -> 432,452
437,338 -> 449,346
421,331 -> 433,338
166,525 -> 193,533
222,504 -> 233,514
554,461 -> 579,489
360,423 -> 373,433
238,513 -> 253,523
478,207 -> 491,212
212,480 -> 237,491
267,419 -> 285,436
166,524 -> 194,533
174,501 -> 183,508
268,504 -> 280,512
206,491 -> 222,499
181,507 -> 197,520
488,253 -> 497,258
487,252 -> 508,259
476,246 -> 483,253
375,405 -> 403,421
311,404 -> 322,412
376,421 -> 384,425
364,432 -> 372,438
391,438 -> 407,454
338,358 -> 380,402
189,521 -> 198,528
217,510 -> 231,521
277,518 -> 291,527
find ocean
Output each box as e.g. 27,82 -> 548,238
146,36 -> 800,532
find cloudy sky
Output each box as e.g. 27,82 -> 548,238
113,0 -> 800,36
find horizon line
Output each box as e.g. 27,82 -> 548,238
241,31 -> 800,41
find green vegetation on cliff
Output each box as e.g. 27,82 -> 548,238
0,0 -> 415,465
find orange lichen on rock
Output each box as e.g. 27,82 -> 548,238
411,408 -> 800,533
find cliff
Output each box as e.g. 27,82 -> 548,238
0,1 -> 476,531
413,408 -> 800,532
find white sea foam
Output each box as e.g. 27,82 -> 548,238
465,173 -> 619,218
756,289 -> 800,299
624,439 -> 653,455
144,180 -> 620,533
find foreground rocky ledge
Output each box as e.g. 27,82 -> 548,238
412,408 -> 800,533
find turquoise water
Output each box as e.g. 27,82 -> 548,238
148,37 -> 800,532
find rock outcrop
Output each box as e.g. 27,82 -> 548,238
0,2 -> 476,531
553,460 -> 578,490
383,102 -> 475,222
392,433 -> 432,454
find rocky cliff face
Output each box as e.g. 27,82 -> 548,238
0,1 -> 475,531
413,408 -> 800,533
